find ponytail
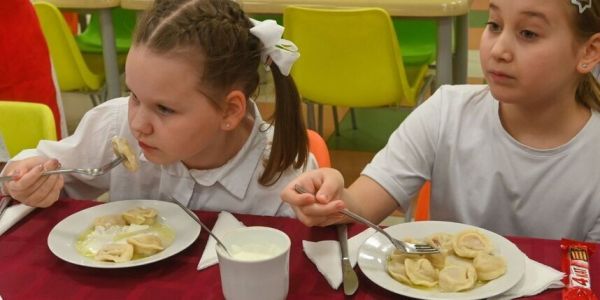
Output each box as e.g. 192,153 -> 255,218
259,64 -> 308,186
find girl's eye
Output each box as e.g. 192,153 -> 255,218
520,30 -> 538,40
486,21 -> 501,32
157,104 -> 175,115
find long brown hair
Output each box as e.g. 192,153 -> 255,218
569,0 -> 600,111
133,0 -> 308,185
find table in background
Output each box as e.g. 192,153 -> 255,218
120,0 -> 472,88
45,0 -> 122,100
1,199 -> 594,299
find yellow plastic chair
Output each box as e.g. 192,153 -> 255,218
33,1 -> 106,106
284,6 -> 431,136
0,101 -> 57,157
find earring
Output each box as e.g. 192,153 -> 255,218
225,123 -> 230,129
582,63 -> 589,68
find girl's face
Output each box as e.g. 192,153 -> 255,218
125,46 -> 228,168
480,0 -> 584,107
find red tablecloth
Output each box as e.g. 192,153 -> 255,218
1,199 -> 598,299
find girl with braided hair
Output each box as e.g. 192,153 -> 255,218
3,0 -> 316,217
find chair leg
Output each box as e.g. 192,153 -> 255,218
305,102 -> 316,132
317,104 -> 324,136
350,108 -> 357,130
89,94 -> 99,106
332,106 -> 340,136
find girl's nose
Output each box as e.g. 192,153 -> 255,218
489,32 -> 514,62
130,106 -> 153,136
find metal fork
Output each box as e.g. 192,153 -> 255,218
166,196 -> 232,256
293,184 -> 439,254
0,156 -> 125,182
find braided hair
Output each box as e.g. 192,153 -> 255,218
133,0 -> 308,185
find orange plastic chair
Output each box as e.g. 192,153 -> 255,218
414,181 -> 431,221
306,129 -> 331,168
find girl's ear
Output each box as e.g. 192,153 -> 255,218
577,33 -> 600,73
221,90 -> 247,131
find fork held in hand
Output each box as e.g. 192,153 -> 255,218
0,156 -> 125,182
293,184 -> 439,254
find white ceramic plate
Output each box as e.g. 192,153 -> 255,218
48,199 -> 201,268
358,221 -> 526,300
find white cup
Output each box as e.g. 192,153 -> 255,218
216,226 -> 291,300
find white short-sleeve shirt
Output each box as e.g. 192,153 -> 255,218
363,85 -> 600,241
12,97 -> 317,217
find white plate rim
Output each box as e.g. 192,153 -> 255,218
357,221 -> 526,300
47,199 -> 201,269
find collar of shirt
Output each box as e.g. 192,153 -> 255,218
148,101 -> 268,200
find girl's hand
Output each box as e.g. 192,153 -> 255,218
2,157 -> 64,207
281,168 -> 347,227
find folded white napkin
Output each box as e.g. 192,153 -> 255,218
492,255 -> 564,299
197,211 -> 245,270
0,203 -> 35,236
302,228 -> 375,289
303,228 -> 564,296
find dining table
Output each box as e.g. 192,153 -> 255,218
1,198 -> 597,299
44,0 -> 122,101
120,0 -> 473,88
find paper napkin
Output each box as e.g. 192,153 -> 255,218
197,211 -> 245,270
0,203 -> 35,236
492,255 -> 564,299
302,228 -> 375,289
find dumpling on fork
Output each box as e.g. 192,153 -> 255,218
111,136 -> 139,172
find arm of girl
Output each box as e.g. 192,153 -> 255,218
281,168 -> 399,226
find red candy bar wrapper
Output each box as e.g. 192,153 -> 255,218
561,239 -> 598,300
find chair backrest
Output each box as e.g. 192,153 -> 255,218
393,19 -> 437,66
76,8 -> 137,54
307,129 -> 331,168
0,101 -> 57,157
33,1 -> 104,92
414,181 -> 431,221
284,6 -> 427,107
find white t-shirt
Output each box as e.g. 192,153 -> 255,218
363,85 -> 600,241
13,97 -> 317,217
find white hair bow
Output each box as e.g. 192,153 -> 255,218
250,18 -> 300,76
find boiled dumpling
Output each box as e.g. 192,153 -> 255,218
438,263 -> 477,292
387,258 -> 411,285
389,249 -> 423,264
423,233 -> 454,269
122,207 -> 158,225
444,254 -> 474,267
473,252 -> 507,281
93,214 -> 126,227
127,234 -> 164,256
95,243 -> 134,262
452,229 -> 493,258
405,258 -> 438,287
112,136 -> 139,172
426,232 -> 454,253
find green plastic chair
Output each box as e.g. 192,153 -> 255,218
33,1 -> 105,106
0,101 -> 57,157
283,6 -> 431,136
393,19 -> 437,67
76,8 -> 136,54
